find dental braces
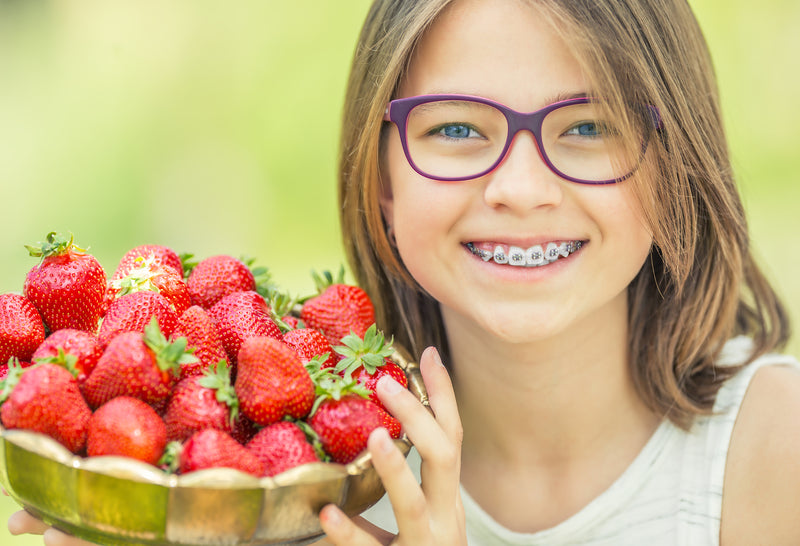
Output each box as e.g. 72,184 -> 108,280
466,241 -> 582,267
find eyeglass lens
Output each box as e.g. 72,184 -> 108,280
403,99 -> 643,183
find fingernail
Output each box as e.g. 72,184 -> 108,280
322,504 -> 341,525
378,375 -> 402,394
426,346 -> 444,366
371,427 -> 394,453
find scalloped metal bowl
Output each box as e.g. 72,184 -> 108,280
0,350 -> 427,546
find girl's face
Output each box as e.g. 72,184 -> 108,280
382,0 -> 654,344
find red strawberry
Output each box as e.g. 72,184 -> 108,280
333,324 -> 407,414
108,257 -> 191,317
300,270 -> 375,345
308,381 -> 385,464
175,428 -> 265,477
0,361 -> 92,454
235,336 -> 315,426
207,291 -> 282,365
31,328 -> 102,384
84,318 -> 195,409
187,255 -> 256,309
379,406 -> 403,439
171,306 -> 229,379
23,232 -> 107,333
246,421 -> 320,477
163,361 -> 239,442
98,291 -> 179,348
87,396 -> 167,465
112,244 -> 184,280
0,293 -> 46,364
282,327 -> 338,369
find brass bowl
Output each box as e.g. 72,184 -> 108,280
0,350 -> 427,545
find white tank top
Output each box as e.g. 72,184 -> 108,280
361,336 -> 800,545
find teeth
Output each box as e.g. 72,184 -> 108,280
508,246 -> 526,266
468,241 -> 582,267
493,245 -> 508,264
526,245 -> 545,266
545,242 -> 560,262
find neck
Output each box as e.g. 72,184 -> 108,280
444,293 -> 659,470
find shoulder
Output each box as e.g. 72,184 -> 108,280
720,360 -> 800,544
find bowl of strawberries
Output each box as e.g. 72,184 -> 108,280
0,232 -> 427,546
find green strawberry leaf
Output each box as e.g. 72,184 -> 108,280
198,360 -> 240,425
33,348 -> 79,378
25,232 -> 85,261
333,324 -> 394,378
294,419 -> 330,462
143,317 -> 198,376
0,358 -> 26,405
179,252 -> 198,279
158,441 -> 183,474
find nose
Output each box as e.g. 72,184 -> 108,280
482,131 -> 563,213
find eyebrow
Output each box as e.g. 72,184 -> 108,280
421,90 -> 591,110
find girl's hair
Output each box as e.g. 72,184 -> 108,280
338,0 -> 790,428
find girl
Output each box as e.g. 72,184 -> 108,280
9,0 -> 800,544
318,0 -> 800,544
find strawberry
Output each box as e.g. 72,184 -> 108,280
0,361 -> 92,454
207,291 -> 282,366
234,336 -> 315,426
170,305 -> 228,379
308,374 -> 385,464
98,290 -> 179,348
246,421 -> 321,477
172,428 -> 265,477
84,318 -> 195,409
187,255 -> 256,309
282,327 -> 338,369
87,396 -> 167,465
333,324 -> 407,415
23,232 -> 107,333
163,361 -> 239,442
300,269 -> 375,345
0,293 -> 46,364
31,328 -> 102,384
112,244 -> 184,280
108,256 -> 191,317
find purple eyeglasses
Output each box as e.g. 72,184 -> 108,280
383,94 -> 662,185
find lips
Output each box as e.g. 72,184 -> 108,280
465,240 -> 583,267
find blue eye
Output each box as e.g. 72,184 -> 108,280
564,121 -> 615,138
430,123 -> 481,139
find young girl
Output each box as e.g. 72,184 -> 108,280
9,0 -> 800,545
317,0 -> 800,544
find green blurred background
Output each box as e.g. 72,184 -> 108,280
0,1 -> 797,543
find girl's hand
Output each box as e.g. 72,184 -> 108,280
319,346 -> 466,545
7,509 -> 95,545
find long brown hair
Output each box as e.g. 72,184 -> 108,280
338,0 -> 790,428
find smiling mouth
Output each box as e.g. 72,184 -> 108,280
465,241 -> 583,267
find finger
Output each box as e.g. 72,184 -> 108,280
43,527 -> 98,546
8,510 -> 49,535
319,504 -> 389,546
419,346 -> 462,446
368,427 -> 431,543
416,347 -> 463,516
378,350 -> 462,517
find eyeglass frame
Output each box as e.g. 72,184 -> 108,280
383,94 -> 663,185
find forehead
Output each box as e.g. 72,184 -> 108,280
399,0 -> 590,110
